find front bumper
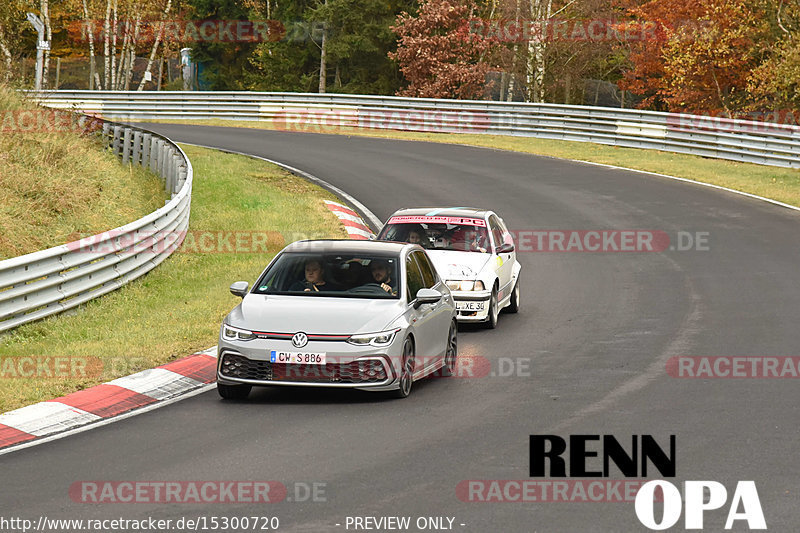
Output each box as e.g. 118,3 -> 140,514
216,335 -> 403,391
450,290 -> 491,322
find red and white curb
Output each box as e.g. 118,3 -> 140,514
0,347 -> 217,452
324,200 -> 375,240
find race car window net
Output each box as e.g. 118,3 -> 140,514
379,219 -> 490,253
252,253 -> 401,298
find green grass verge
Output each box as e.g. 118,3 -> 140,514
0,145 -> 347,412
0,87 -> 166,259
146,118 -> 800,208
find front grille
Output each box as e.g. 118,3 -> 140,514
220,353 -> 387,384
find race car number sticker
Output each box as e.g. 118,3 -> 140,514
387,215 -> 486,227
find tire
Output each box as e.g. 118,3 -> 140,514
441,322 -> 458,377
217,382 -> 252,400
483,287 -> 499,329
505,277 -> 520,314
393,338 -> 415,398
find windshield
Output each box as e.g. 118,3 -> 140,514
378,215 -> 491,253
252,252 -> 401,299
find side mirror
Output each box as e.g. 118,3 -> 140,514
230,281 -> 249,298
496,243 -> 515,254
414,288 -> 442,308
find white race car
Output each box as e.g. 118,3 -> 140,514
378,208 -> 521,328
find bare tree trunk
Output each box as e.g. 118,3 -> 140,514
104,0 -> 112,88
115,18 -> 129,90
318,33 -> 327,93
124,18 -> 140,90
317,2 -> 328,94
111,0 -> 118,90
81,0 -> 102,90
0,36 -> 11,82
0,23 -> 12,82
137,0 -> 172,91
506,0 -> 521,101
526,0 -> 552,102
40,0 -> 52,88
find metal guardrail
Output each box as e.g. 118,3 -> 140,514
0,119 -> 192,333
35,91 -> 800,169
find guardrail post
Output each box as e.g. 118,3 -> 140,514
157,140 -> 166,176
102,123 -> 112,149
178,163 -> 187,191
112,126 -> 122,157
149,137 -> 159,172
171,153 -> 181,194
122,128 -> 132,164
132,131 -> 143,166
165,150 -> 175,195
141,133 -> 151,167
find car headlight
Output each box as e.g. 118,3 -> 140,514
446,280 -> 485,291
347,328 -> 401,346
222,324 -> 257,341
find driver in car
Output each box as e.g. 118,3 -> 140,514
370,259 -> 397,295
289,259 -> 333,292
405,225 -> 428,248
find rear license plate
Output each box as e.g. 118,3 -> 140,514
270,351 -> 326,365
456,301 -> 485,311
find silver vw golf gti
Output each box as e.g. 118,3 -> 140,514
217,240 -> 458,400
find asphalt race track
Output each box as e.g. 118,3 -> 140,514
4,124 -> 800,532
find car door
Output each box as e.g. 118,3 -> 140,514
412,250 -> 452,361
405,252 -> 435,373
488,215 -> 513,301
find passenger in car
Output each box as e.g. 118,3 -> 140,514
370,259 -> 397,295
406,224 -> 430,248
289,259 -> 336,292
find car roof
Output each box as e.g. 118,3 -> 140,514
387,207 -> 491,219
282,239 -> 412,255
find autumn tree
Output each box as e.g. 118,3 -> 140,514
617,0 -> 772,113
746,0 -> 800,114
390,0 -> 499,99
0,1 -> 26,82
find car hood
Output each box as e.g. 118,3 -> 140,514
227,294 -> 403,334
425,250 -> 491,279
